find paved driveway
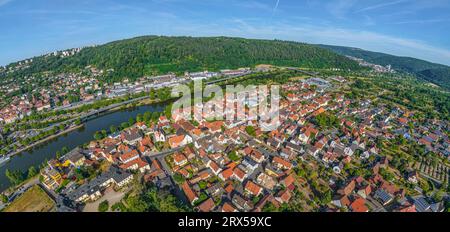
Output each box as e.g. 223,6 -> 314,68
82,187 -> 127,212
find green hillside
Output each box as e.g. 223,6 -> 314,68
318,44 -> 450,90
2,36 -> 361,82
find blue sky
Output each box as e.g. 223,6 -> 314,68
1,0 -> 450,66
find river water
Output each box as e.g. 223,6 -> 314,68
0,103 -> 166,192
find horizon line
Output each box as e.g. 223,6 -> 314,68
1,34 -> 448,68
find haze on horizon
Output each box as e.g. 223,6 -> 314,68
1,0 -> 450,66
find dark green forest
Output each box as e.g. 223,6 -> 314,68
2,36 -> 361,82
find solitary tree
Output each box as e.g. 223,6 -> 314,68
98,200 -> 109,212
27,166 -> 38,179
1,194 -> 7,204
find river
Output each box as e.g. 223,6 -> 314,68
0,103 -> 166,192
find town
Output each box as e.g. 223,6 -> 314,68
0,55 -> 254,159
1,63 -> 448,212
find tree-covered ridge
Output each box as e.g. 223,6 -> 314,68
2,36 -> 361,81
417,68 -> 450,90
318,44 -> 450,90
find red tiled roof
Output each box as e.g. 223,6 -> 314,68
138,145 -> 147,153
418,138 -> 432,147
174,153 -> 187,164
204,121 -> 224,132
222,202 -> 237,212
350,198 -> 368,212
226,161 -> 238,169
198,149 -> 207,157
245,181 -> 262,196
312,107 -> 326,117
243,146 -> 253,155
181,182 -> 198,204
119,150 -> 139,163
178,168 -> 190,177
224,183 -> 234,193
339,195 -> 351,207
281,174 -> 295,187
398,117 -> 408,124
192,128 -> 202,136
233,167 -> 246,180
169,135 -> 186,147
119,157 -> 149,170
341,180 -> 355,196
273,156 -> 293,169
397,204 -> 416,212
251,150 -> 263,161
208,160 -> 221,173
140,136 -> 153,147
304,126 -> 319,137
220,168 -> 234,180
198,198 -> 215,212
355,176 -> 365,184
198,170 -> 211,179
276,189 -> 292,203
152,159 -> 162,170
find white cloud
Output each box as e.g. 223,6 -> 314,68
355,0 -> 410,13
272,0 -> 280,14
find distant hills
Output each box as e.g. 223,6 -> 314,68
319,44 -> 450,90
2,36 -> 449,90
1,36 -> 361,82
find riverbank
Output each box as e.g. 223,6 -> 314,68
6,124 -> 85,159
0,100 -> 169,193
1,176 -> 40,203
4,97 -> 164,159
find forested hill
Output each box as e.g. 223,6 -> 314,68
2,36 -> 361,81
318,44 -> 450,90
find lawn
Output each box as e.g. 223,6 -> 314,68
4,185 -> 55,212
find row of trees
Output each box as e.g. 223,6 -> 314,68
5,166 -> 38,186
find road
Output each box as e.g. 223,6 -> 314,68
6,176 -> 40,203
0,177 -> 38,211
143,145 -> 186,159
205,72 -> 253,85
284,67 -> 319,76
157,157 -> 174,176
240,131 -> 277,156
54,98 -> 99,111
